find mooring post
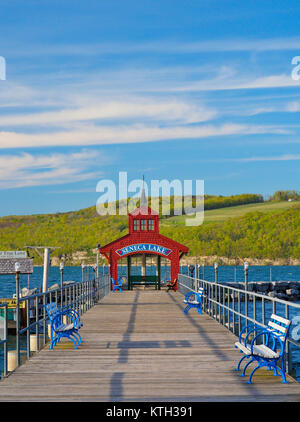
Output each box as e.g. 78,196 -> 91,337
244,261 -> 249,291
194,259 -> 197,292
214,262 -> 218,284
60,261 -> 64,307
244,261 -> 249,325
96,244 -> 100,279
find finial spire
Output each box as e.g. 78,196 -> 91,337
140,175 -> 147,207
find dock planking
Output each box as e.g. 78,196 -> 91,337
0,290 -> 299,402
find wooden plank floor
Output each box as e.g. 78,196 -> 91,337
0,290 -> 300,402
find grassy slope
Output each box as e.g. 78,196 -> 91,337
0,199 -> 299,263
160,200 -> 300,227
160,202 -> 300,259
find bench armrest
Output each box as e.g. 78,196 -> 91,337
184,291 -> 202,303
238,324 -> 264,345
250,330 -> 284,357
184,291 -> 197,301
61,308 -> 81,325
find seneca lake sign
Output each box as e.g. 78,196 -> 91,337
115,243 -> 172,257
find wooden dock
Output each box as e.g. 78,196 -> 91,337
0,290 -> 299,402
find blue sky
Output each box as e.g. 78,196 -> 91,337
0,0 -> 300,216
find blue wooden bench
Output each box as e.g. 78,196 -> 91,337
111,276 -> 124,292
234,314 -> 291,384
44,303 -> 83,350
183,288 -> 204,315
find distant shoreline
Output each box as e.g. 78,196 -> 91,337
40,255 -> 300,267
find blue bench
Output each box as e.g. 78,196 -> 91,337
234,314 -> 291,384
183,288 -> 204,315
111,276 -> 124,292
44,303 -> 83,350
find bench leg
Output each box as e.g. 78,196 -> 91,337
246,360 -> 288,384
240,357 -> 255,377
277,366 -> 288,384
73,330 -> 83,344
68,335 -> 79,349
197,305 -> 202,315
184,305 -> 191,315
247,363 -> 260,384
280,359 -> 288,383
235,354 -> 248,372
49,332 -> 59,349
271,362 -> 288,384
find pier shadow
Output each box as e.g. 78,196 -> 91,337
116,291 -> 192,360
117,290 -> 140,364
110,290 -> 262,399
167,291 -> 262,396
109,371 -> 124,402
109,291 -> 139,402
167,291 -> 230,361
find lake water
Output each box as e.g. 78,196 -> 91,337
0,265 -> 299,381
0,265 -> 299,297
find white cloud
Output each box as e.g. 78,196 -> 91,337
285,102 -> 300,113
0,123 -> 289,150
7,37 -> 300,58
169,74 -> 300,93
0,99 -> 217,127
0,149 -> 104,189
236,154 -> 300,162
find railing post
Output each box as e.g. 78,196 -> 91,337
43,294 -> 46,347
36,294 -> 39,353
26,299 -> 30,360
3,304 -> 8,377
15,265 -> 21,367
286,303 -> 292,376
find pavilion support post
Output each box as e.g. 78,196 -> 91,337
141,254 -> 146,281
157,255 -> 161,290
127,255 -> 131,290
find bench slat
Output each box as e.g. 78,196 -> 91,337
268,320 -> 288,334
270,313 -> 290,326
235,342 -> 279,359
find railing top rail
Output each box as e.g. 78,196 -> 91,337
178,274 -> 300,309
17,277 -> 102,304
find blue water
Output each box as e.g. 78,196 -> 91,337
0,265 -> 299,297
0,265 -> 300,381
181,265 -> 300,283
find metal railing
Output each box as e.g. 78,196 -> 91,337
178,274 -> 300,380
0,274 -> 110,378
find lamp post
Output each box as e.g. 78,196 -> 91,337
214,262 -> 219,284
81,263 -> 86,282
92,264 -> 97,303
96,244 -> 100,279
244,261 -> 249,291
60,261 -> 64,307
15,262 -> 21,367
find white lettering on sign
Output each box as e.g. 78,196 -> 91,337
116,244 -> 172,257
0,251 -> 27,259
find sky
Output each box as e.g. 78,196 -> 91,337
0,0 -> 300,216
